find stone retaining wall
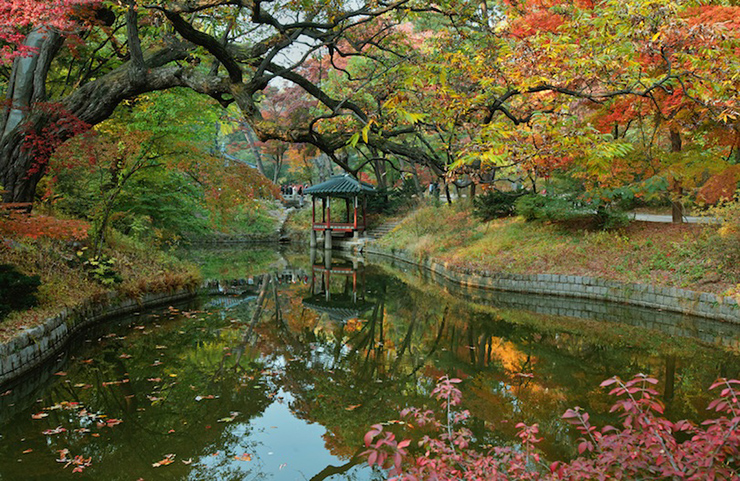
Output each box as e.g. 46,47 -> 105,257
0,279 -> 267,387
186,233 -> 281,245
365,246 -> 740,324
0,289 -> 197,386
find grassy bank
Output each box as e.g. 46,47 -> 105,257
0,217 -> 200,342
377,201 -> 740,297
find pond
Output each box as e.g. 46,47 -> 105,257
1,247 -> 740,480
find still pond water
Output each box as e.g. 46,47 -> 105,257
2,248 -> 740,480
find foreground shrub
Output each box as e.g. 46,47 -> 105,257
473,190 -> 523,221
0,264 -> 41,320
364,375 -> 740,480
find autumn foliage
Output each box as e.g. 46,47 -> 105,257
0,209 -> 88,241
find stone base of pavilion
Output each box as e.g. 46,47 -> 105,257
310,230 -> 369,253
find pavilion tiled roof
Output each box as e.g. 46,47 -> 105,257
304,174 -> 376,197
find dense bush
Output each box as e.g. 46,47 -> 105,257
472,190 -> 522,220
0,264 -> 41,320
515,194 -> 628,230
368,177 -> 423,215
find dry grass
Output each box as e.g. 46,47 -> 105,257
379,203 -> 737,296
0,226 -> 200,342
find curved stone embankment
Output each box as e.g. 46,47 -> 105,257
0,280 -> 261,387
364,245 -> 740,325
0,289 -> 199,386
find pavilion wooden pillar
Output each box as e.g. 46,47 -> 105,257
310,197 -> 317,247
324,196 -> 332,250
362,196 -> 367,231
353,195 -> 359,238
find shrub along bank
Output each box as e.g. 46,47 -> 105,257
377,201 -> 740,297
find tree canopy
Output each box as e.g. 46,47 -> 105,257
0,0 -> 738,211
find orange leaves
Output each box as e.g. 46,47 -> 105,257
0,210 -> 89,241
697,165 -> 740,205
152,453 -> 176,467
510,10 -> 565,38
685,6 -> 740,31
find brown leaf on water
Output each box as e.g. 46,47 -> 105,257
22,449 -> 33,454
152,454 -> 176,467
345,404 -> 362,411
119,353 -> 132,359
234,453 -> 252,462
181,458 -> 192,465
42,426 -> 67,435
31,412 -> 48,419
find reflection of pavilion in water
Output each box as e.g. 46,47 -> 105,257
302,249 -> 375,323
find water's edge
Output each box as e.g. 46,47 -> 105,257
363,244 -> 740,324
0,282 -> 240,387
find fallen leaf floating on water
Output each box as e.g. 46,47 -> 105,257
147,377 -> 162,382
181,458 -> 192,465
80,359 -> 94,364
45,401 -> 82,412
195,395 -> 218,401
31,412 -> 48,419
234,453 -> 252,462
54,371 -> 67,376
102,379 -> 130,387
67,455 -> 93,473
56,449 -> 69,463
43,426 -> 67,435
345,404 -> 362,411
96,418 -> 123,428
152,454 -> 176,467
1,389 -> 12,396
73,383 -> 92,389
22,449 -> 33,454
119,353 -> 132,359
217,412 -> 240,423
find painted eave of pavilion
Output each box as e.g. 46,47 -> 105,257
304,174 -> 376,198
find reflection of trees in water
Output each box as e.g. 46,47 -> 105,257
168,259 -> 740,471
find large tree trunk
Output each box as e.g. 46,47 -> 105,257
670,128 -> 684,224
0,39 -> 218,204
241,123 -> 268,177
0,27 -> 63,203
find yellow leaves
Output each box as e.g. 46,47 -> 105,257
718,110 -> 738,123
